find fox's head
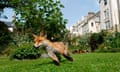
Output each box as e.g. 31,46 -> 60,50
33,33 -> 47,48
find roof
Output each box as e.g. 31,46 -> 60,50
4,21 -> 12,27
0,20 -> 12,27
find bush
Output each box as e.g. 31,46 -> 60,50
78,37 -> 90,50
10,43 -> 41,60
89,33 -> 104,52
104,32 -> 120,48
107,48 -> 120,52
96,45 -> 120,53
95,32 -> 120,53
69,36 -> 90,51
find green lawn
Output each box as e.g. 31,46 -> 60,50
0,53 -> 120,72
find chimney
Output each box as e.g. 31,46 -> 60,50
88,12 -> 95,17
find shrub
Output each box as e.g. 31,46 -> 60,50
69,36 -> 90,51
96,32 -> 120,53
10,43 -> 41,60
89,33 -> 104,52
78,37 -> 90,50
95,43 -> 108,52
96,44 -> 120,53
107,48 -> 120,52
104,32 -> 120,48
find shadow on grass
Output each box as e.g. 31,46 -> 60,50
37,61 -> 53,66
34,59 -> 68,67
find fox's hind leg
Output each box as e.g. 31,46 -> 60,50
63,49 -> 73,61
48,52 -> 60,66
63,52 -> 73,61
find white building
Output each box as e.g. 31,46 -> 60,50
99,0 -> 120,32
70,0 -> 120,37
76,12 -> 100,36
69,25 -> 80,37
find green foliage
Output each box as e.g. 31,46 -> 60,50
0,21 -> 12,53
69,36 -> 90,51
78,37 -> 89,50
69,30 -> 106,52
10,42 -> 41,60
12,34 -> 33,47
89,31 -> 105,52
69,31 -> 120,53
96,32 -> 120,52
0,0 -> 12,11
10,0 -> 67,41
105,32 -> 120,48
69,45 -> 80,51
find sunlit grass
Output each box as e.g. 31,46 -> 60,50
0,53 -> 120,72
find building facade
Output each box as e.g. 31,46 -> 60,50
69,25 -> 80,37
70,11 -> 100,36
99,0 -> 120,32
70,0 -> 120,37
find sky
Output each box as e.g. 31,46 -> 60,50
61,0 -> 99,29
0,8 -> 14,22
0,0 -> 99,29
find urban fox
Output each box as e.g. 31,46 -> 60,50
33,33 -> 73,65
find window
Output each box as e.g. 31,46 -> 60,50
91,22 -> 94,27
105,21 -> 110,30
104,0 -> 107,5
104,10 -> 107,19
104,9 -> 109,19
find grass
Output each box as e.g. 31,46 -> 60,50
0,53 -> 120,72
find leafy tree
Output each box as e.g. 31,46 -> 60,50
0,0 -> 11,53
0,21 -> 12,53
0,0 -> 11,9
10,0 -> 67,41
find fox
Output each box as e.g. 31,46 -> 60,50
33,33 -> 73,66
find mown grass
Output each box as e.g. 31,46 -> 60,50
0,53 -> 120,72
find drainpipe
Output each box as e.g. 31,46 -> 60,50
117,0 -> 120,32
109,0 -> 114,30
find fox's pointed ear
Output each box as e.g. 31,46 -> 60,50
40,32 -> 45,36
40,31 -> 47,38
33,34 -> 37,38
40,31 -> 46,36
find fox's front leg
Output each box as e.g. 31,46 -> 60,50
48,52 -> 60,66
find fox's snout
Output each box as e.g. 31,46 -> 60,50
33,43 -> 40,48
33,45 -> 39,48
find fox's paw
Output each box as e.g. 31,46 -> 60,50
53,60 -> 60,66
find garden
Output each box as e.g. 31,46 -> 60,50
0,0 -> 120,72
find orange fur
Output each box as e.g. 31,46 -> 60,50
33,34 -> 73,65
